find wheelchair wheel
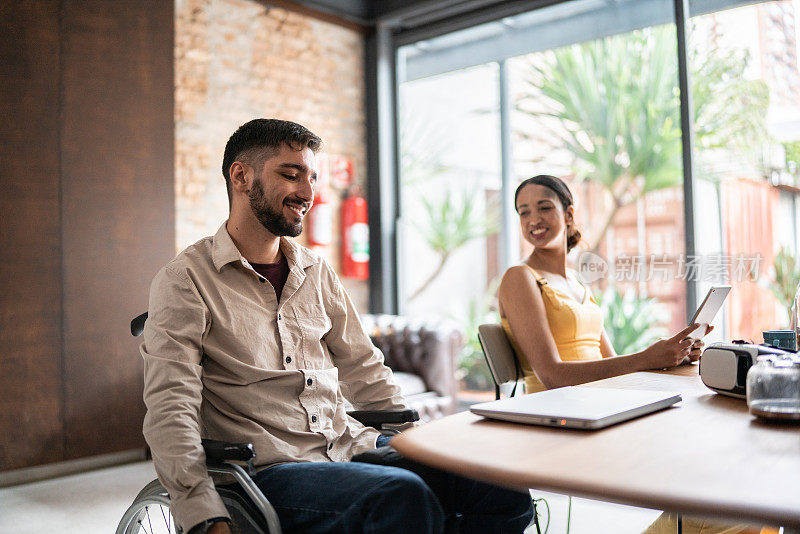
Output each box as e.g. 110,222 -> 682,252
117,479 -> 272,534
116,479 -> 174,534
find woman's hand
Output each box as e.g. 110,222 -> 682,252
641,324 -> 700,369
686,325 -> 714,363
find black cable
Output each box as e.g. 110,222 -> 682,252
532,500 -> 541,534
531,497 -> 551,534
511,347 -> 523,397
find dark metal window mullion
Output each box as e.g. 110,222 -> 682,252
675,0 -> 699,321
367,23 -> 401,315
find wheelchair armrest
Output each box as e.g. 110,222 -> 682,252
131,312 -> 148,337
202,439 -> 255,463
347,409 -> 419,429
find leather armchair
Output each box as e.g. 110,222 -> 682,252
361,314 -> 463,421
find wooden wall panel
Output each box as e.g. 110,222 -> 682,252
60,0 -> 175,459
0,1 -> 65,470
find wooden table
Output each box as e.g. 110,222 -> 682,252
391,366 -> 800,529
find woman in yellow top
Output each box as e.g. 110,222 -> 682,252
498,174 -> 704,391
498,175 -> 763,534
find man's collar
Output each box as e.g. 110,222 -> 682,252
211,223 -> 242,271
278,235 -> 318,270
211,222 -> 318,272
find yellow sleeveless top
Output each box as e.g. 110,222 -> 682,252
501,266 -> 604,393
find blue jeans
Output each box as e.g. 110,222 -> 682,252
246,435 -> 533,533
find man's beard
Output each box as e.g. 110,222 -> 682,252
248,178 -> 303,237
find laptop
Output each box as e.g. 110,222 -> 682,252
470,385 -> 681,429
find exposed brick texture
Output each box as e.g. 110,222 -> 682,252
175,0 -> 368,308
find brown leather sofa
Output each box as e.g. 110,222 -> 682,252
361,314 -> 463,421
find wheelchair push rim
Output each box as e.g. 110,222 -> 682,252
116,481 -> 175,534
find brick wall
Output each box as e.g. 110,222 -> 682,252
175,0 -> 368,308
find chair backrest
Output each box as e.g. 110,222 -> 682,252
477,323 -> 520,390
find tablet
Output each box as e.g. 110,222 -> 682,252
688,285 -> 731,339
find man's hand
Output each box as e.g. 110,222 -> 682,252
188,519 -> 231,534
207,521 -> 231,534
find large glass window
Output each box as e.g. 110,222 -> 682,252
395,0 -> 800,396
689,1 -> 800,340
397,65 -> 501,392
398,0 -> 691,395
507,21 -> 686,351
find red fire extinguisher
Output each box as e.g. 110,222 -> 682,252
306,189 -> 333,247
341,190 -> 369,279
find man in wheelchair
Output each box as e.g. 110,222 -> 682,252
140,118 -> 533,534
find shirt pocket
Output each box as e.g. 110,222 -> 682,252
294,303 -> 332,367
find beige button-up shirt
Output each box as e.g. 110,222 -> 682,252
141,223 -> 407,530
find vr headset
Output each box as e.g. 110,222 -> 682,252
699,342 -> 790,398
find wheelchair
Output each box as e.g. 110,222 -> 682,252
117,312 -> 419,534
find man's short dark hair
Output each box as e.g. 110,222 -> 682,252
222,119 -> 322,206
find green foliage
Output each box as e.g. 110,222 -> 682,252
691,45 -> 770,179
769,247 -> 800,322
455,279 -> 501,391
407,188 -> 499,301
596,286 -> 668,355
417,189 -> 497,255
517,25 -> 770,249
399,102 -> 451,187
784,140 -> 800,168
399,100 -> 500,301
518,27 -> 683,204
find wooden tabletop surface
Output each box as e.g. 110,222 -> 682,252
391,365 -> 800,528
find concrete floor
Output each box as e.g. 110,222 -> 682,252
528,490 -> 661,533
0,461 -> 157,534
0,459 -> 662,533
